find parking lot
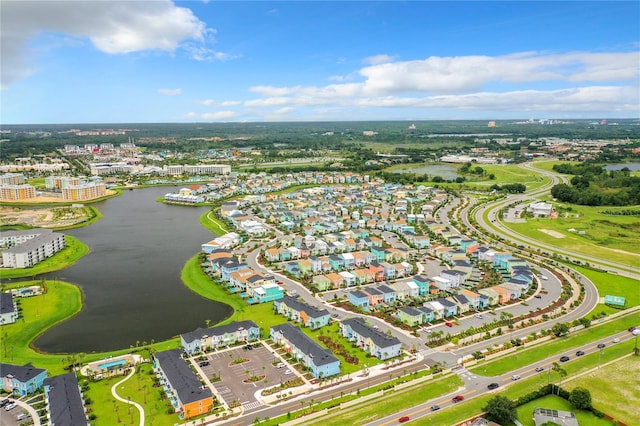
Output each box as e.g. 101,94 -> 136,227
196,342 -> 296,412
0,398 -> 30,426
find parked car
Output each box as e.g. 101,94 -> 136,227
511,375 -> 521,381
445,321 -> 453,327
5,402 -> 16,411
284,369 -> 292,375
430,405 -> 441,411
475,314 -> 483,319
597,343 -> 606,349
452,395 -> 464,402
487,383 -> 500,390
276,362 -> 285,369
398,416 -> 410,423
534,295 -> 542,299
0,400 -> 11,408
560,355 -> 570,362
199,361 -> 210,367
535,366 -> 544,372
16,413 -> 30,421
576,350 -> 585,356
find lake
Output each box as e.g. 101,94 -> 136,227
604,162 -> 640,171
391,164 -> 460,180
34,187 -> 233,353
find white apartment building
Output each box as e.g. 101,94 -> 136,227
1,229 -> 66,268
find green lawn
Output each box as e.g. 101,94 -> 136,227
83,374 -> 142,426
516,395 -> 615,426
117,363 -> 182,426
572,266 -> 640,313
565,356 -> 640,424
0,235 -> 90,279
198,210 -> 229,235
469,314 -> 640,376
504,204 -> 640,265
0,280 -> 83,374
468,163 -> 550,191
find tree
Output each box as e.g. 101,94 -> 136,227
569,387 -> 592,410
552,322 -> 569,337
483,395 -> 517,424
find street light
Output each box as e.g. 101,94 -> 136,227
633,329 -> 640,356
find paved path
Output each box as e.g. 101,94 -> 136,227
111,368 -> 145,426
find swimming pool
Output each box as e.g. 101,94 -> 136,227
97,359 -> 128,370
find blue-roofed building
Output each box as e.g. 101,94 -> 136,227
270,324 -> 340,378
349,290 -> 370,308
340,318 -> 401,360
0,362 -> 47,395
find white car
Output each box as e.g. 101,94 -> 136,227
284,369 -> 292,375
613,338 -> 620,343
5,402 -> 16,411
475,314 -> 483,319
511,375 -> 521,381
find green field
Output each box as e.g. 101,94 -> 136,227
0,235 -> 90,279
199,210 -> 230,235
516,395 -> 615,426
0,280 -> 84,374
564,356 -> 640,424
573,266 -> 640,314
504,203 -> 640,265
469,314 -> 640,376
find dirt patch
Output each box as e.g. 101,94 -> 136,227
538,229 -> 565,238
0,206 -> 91,228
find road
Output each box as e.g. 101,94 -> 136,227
365,330 -> 638,426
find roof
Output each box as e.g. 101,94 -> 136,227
0,362 -> 46,382
181,320 -> 259,344
342,317 -> 400,348
0,292 -> 14,315
376,285 -> 395,294
350,290 -> 369,299
271,323 -> 339,367
276,296 -> 329,319
399,306 -> 422,317
533,407 -> 579,426
44,373 -> 87,426
154,349 -> 213,405
5,232 -> 64,254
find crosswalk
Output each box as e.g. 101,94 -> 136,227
242,401 -> 263,411
455,367 -> 477,380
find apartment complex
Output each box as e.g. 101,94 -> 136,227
1,229 -> 66,268
43,373 -> 89,426
0,173 -> 26,185
0,184 -> 36,201
61,181 -> 107,201
45,175 -> 82,190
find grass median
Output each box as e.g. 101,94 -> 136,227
469,314 -> 640,376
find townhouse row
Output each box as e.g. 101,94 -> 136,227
0,362 -> 89,425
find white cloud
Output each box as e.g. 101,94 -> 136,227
236,50 -> 639,117
363,54 -> 396,65
201,111 -> 237,120
157,88 -> 183,96
197,99 -> 241,106
1,1 -> 212,87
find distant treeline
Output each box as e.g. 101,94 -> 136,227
600,209 -> 640,216
550,163 -> 640,206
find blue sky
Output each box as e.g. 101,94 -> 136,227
1,1 -> 639,124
